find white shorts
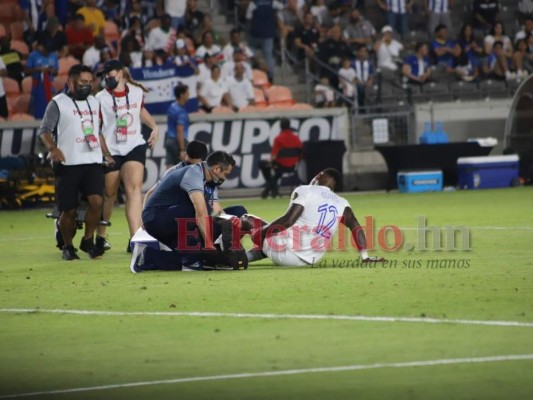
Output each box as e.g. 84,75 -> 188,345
263,235 -> 309,267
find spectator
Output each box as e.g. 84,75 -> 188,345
174,39 -> 196,67
343,9 -> 376,52
184,0 -> 205,36
92,47 -> 113,74
221,48 -> 253,80
152,49 -> 173,66
519,0 -> 533,21
119,35 -> 144,68
293,12 -> 320,61
482,40 -> 508,80
163,0 -> 187,30
195,31 -> 222,61
222,28 -> 255,64
402,42 -> 432,85
458,23 -> 483,59
0,37 -> 25,84
194,14 -> 223,47
76,0 -> 106,37
20,0 -> 47,45
431,24 -> 455,67
338,57 -> 357,99
103,0 -> 121,26
165,84 -> 190,168
36,16 -> 68,58
198,65 -> 231,112
310,0 -> 328,27
473,0 -> 500,36
246,0 -> 284,82
352,46 -> 375,107
515,17 -> 533,42
377,0 -> 413,39
145,14 -> 175,54
65,14 -> 94,61
317,25 -> 352,87
278,0 -> 302,48
512,39 -> 532,78
375,25 -> 404,72
120,0 -> 143,31
0,57 -> 7,118
121,16 -> 145,48
258,117 -> 302,199
26,37 -> 59,119
197,53 -> 217,89
314,75 -> 335,107
225,62 -> 255,111
140,0 -> 162,26
484,22 -> 513,59
423,0 -> 453,36
448,43 -> 479,81
83,36 -> 108,69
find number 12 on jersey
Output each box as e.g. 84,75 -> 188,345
314,203 -> 338,239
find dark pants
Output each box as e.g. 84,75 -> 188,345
259,160 -> 295,197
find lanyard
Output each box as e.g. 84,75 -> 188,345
110,87 -> 130,121
70,96 -> 93,127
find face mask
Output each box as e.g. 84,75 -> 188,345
207,167 -> 225,188
105,76 -> 119,90
74,84 -> 92,100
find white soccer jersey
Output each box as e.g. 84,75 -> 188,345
264,185 -> 350,265
52,93 -> 102,166
96,83 -> 146,156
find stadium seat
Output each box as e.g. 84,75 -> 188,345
52,74 -> 68,93
10,40 -> 29,56
212,106 -> 234,114
21,76 -> 32,94
239,105 -> 258,113
266,85 -> 294,106
14,94 -> 30,114
479,79 -> 509,99
58,57 -> 79,76
104,21 -> 120,43
2,77 -> 20,96
9,112 -> 35,121
507,78 -> 523,96
252,69 -> 270,88
450,81 -> 479,101
423,82 -> 452,102
9,21 -> 23,41
291,103 -> 313,110
0,23 -> 6,38
253,87 -> 267,107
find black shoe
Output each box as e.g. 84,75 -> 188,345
62,245 -> 80,261
55,220 -> 64,250
126,239 -> 132,253
95,236 -> 111,252
261,189 -> 269,199
79,237 -> 104,259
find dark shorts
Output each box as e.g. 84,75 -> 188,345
55,163 -> 104,212
105,143 -> 147,173
165,137 -> 180,166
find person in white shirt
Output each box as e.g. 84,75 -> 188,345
82,36 -> 108,70
144,14 -> 175,54
221,48 -> 253,81
95,59 -> 160,253
38,64 -> 114,260
244,168 -> 385,266
164,0 -> 187,30
338,57 -> 357,99
198,64 -> 231,112
375,25 -> 404,71
195,31 -> 222,62
225,62 -> 255,111
222,28 -> 255,63
483,21 -> 513,59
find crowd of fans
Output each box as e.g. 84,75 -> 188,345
1,0 -> 533,119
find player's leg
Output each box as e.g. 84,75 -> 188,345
55,165 -> 82,260
96,167 -> 121,249
258,160 -> 273,198
79,164 -> 105,259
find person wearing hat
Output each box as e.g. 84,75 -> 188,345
374,25 -> 404,71
95,59 -> 159,253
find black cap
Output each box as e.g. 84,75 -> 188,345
97,59 -> 123,77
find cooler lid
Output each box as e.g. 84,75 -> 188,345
457,155 -> 519,164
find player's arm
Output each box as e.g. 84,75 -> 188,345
341,206 -> 385,262
212,201 -> 224,216
189,191 -> 214,248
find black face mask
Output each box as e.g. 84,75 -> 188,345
74,84 -> 91,100
105,76 -> 119,90
207,168 -> 225,188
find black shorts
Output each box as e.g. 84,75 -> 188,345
105,143 -> 147,173
55,163 -> 104,212
165,137 -> 180,166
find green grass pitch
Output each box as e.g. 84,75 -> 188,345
0,187 -> 532,399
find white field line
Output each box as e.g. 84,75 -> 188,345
1,354 -> 532,399
1,308 -> 532,328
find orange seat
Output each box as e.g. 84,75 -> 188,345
252,69 -> 270,88
10,40 -> 29,56
2,77 -> 20,95
0,23 -> 6,38
6,95 -> 18,115
253,87 -> 267,107
239,105 -> 258,113
266,85 -> 294,106
58,56 -> 79,76
211,106 -> 234,114
0,4 -> 15,26
14,94 -> 30,114
104,20 -> 120,43
265,104 -> 294,111
53,75 -> 68,93
10,21 -> 23,41
291,103 -> 313,110
9,112 -> 35,121
21,76 -> 32,94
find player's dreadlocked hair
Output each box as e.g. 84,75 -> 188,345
322,168 -> 342,192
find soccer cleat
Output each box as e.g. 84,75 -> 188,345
129,243 -> 147,274
79,237 -> 104,259
62,245 -> 80,261
95,236 -> 111,252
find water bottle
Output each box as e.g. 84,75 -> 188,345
420,122 -> 433,144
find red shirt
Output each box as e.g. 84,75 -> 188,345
65,26 -> 94,59
272,129 -> 303,168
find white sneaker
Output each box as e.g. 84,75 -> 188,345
129,242 -> 147,274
